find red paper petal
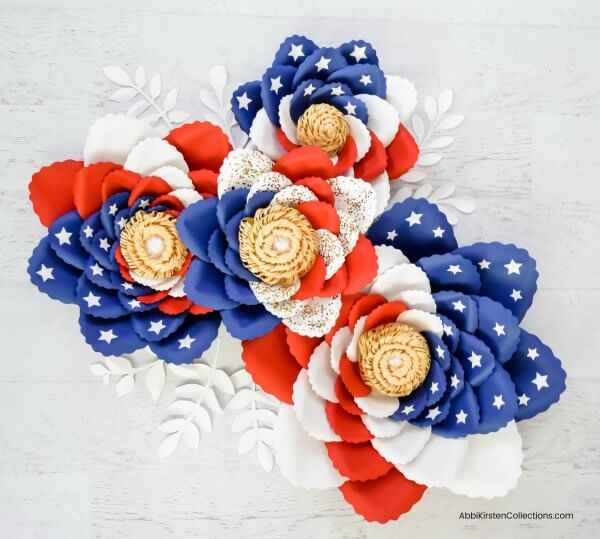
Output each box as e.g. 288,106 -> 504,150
165,122 -> 232,172
354,131 -> 387,181
241,324 -> 301,404
295,177 -> 335,205
343,235 -> 378,294
339,468 -> 427,523
273,146 -> 335,181
276,128 -> 299,152
339,354 -> 371,397
317,265 -> 348,298
386,124 -> 419,179
326,441 -> 394,482
335,376 -> 363,416
293,255 -> 326,300
137,290 -> 170,304
29,160 -> 83,227
158,296 -> 192,315
189,169 -> 218,196
189,303 -> 214,315
101,169 -> 140,203
325,293 -> 365,345
151,194 -> 185,212
364,301 -> 408,332
285,328 -> 321,369
74,162 -> 122,219
326,400 -> 371,442
127,176 -> 172,207
296,200 -> 340,235
348,294 -> 387,331
332,136 -> 358,176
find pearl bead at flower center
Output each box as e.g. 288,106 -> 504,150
272,235 -> 292,253
146,235 -> 165,258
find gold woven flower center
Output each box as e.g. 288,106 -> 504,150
119,211 -> 188,280
296,103 -> 350,157
238,204 -> 318,286
358,323 -> 431,397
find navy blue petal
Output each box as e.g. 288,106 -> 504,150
392,384 -> 428,421
272,35 -> 319,67
418,253 -> 480,294
109,271 -> 152,296
455,332 -> 495,387
224,275 -> 259,305
337,39 -> 379,66
473,364 -> 518,434
292,47 -> 348,88
290,79 -> 326,122
183,258 -> 239,309
79,312 -> 145,356
88,230 -> 117,271
79,212 -> 103,254
101,192 -> 129,240
208,229 -> 233,277
217,189 -> 249,230
447,353 -> 465,398
433,291 -> 478,333
327,64 -> 386,98
131,311 -> 186,342
117,291 -> 160,313
410,389 -> 452,427
224,210 -> 245,252
48,210 -> 87,270
438,314 -> 459,353
231,81 -> 263,134
225,247 -> 259,282
245,190 -> 276,217
309,91 -> 369,124
424,331 -> 450,370
261,65 -> 297,126
221,304 -> 280,340
112,207 -> 130,237
177,197 -> 219,262
422,359 -> 447,407
76,275 -> 128,318
433,383 -> 480,438
83,255 -> 119,290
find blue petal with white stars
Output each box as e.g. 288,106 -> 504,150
261,65 -> 297,126
101,192 -> 129,240
433,291 -> 479,333
231,81 -> 263,134
292,47 -> 348,88
472,364 -> 518,435
327,64 -> 386,98
131,311 -> 186,342
337,39 -> 379,66
76,276 -> 128,318
455,332 -> 495,387
49,210 -> 87,270
79,312 -> 146,356
418,253 -> 480,294
272,35 -> 319,68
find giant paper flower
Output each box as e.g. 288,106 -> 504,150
241,197 -> 566,522
28,114 -> 233,363
176,149 -> 383,340
231,36 -> 419,197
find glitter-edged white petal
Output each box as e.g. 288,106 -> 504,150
150,166 -> 194,189
370,171 -> 391,217
251,280 -> 300,304
278,95 -> 299,145
371,423 -> 431,465
328,176 -> 377,234
124,138 -> 188,176
361,415 -> 405,439
263,298 -> 305,319
249,107 -> 285,160
317,229 -> 345,280
307,341 -> 338,403
355,94 -> 400,147
272,185 -> 317,207
218,149 -> 274,197
354,391 -> 399,418
284,296 -> 342,338
330,326 -> 353,374
371,263 -> 431,298
247,172 -> 292,201
396,309 -> 443,338
385,76 -> 418,124
337,211 -> 360,256
345,115 -> 371,161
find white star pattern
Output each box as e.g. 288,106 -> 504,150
288,43 -> 304,61
468,351 -> 482,368
432,227 -> 445,238
430,382 -> 439,394
478,259 -> 491,270
527,348 -> 539,360
493,323 -> 506,337
492,394 -> 505,410
344,101 -> 357,115
350,44 -> 367,62
504,259 -> 522,275
452,300 -> 466,313
426,407 -> 441,420
83,291 -> 101,308
128,299 -> 141,309
359,74 -> 372,85
405,211 -> 422,227
54,227 -> 72,245
116,217 -> 127,229
178,335 -> 196,350
90,263 -> 104,276
315,56 -> 331,71
435,345 -> 445,359
447,264 -> 462,275
450,374 -> 460,389
99,238 -> 111,251
98,329 -> 117,344
518,393 -> 530,406
83,225 -> 94,239
149,320 -> 166,335
36,264 -> 54,282
330,85 -> 345,96
303,83 -> 316,96
532,372 -> 549,391
138,199 -> 150,209
122,282 -> 133,291
401,405 -> 415,415
456,410 -> 468,424
386,230 -> 398,241
108,204 -> 118,216
510,289 -> 523,302
236,92 -> 252,110
270,76 -> 283,94
443,324 -> 453,336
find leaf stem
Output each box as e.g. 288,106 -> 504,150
134,85 -> 173,130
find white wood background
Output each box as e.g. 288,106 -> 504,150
1,1 -> 599,537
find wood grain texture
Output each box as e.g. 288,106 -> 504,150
0,1 -> 599,537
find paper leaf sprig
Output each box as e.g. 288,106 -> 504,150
103,66 -> 190,130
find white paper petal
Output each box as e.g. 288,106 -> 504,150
369,172 -> 391,216
150,166 -> 194,189
274,404 -> 344,489
362,415 -> 405,439
130,271 -> 181,291
278,95 -> 299,145
392,290 -> 437,313
169,188 -> 202,208
249,107 -> 286,160
218,149 -> 274,197
337,211 -> 360,256
371,423 -> 431,465
328,176 -> 377,234
272,184 -> 317,207
385,76 -> 418,124
263,298 -> 305,319
250,280 -> 300,304
356,94 -> 400,147
167,277 -> 187,297
396,309 -> 443,338
330,326 -> 353,374
124,138 -> 188,175
371,263 -> 431,298
292,370 -> 341,442
284,296 -> 342,338
355,391 -> 399,418
346,315 -> 367,362
84,113 -> 156,166
345,115 -> 371,161
247,172 -> 292,201
374,245 -> 409,278
307,341 -> 338,403
317,229 -> 345,280
447,422 -> 523,499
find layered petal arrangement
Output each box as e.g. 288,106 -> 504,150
241,198 -> 566,522
28,114 -> 232,363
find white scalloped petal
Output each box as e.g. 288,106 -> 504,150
328,176 -> 377,234
385,76 -> 418,124
361,416 -> 405,439
369,171 -> 391,217
355,391 -> 399,418
355,94 -> 400,147
218,149 -> 274,197
124,138 -> 189,175
371,263 -> 431,298
371,423 -> 431,466
374,245 -> 409,277
307,341 -> 338,403
391,290 -> 436,313
278,94 -> 299,145
169,188 -> 202,208
346,315 -> 367,362
272,184 -> 318,207
84,113 -> 156,166
250,280 -> 299,304
337,211 -> 360,256
249,107 -> 286,160
247,172 -> 292,201
447,422 -> 523,499
396,309 -> 443,338
396,433 -> 469,488
293,370 -> 341,442
284,296 -> 342,338
330,326 -> 353,374
150,166 -> 194,189
317,229 -> 345,280
345,115 -> 371,161
130,271 -> 181,291
274,404 -> 344,489
167,276 -> 187,297
263,298 -> 304,319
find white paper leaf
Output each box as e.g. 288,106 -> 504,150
442,195 -> 477,214
255,392 -> 280,407
146,360 -> 165,403
106,356 -> 131,375
231,369 -> 252,390
204,387 -> 222,413
411,114 -> 424,142
238,429 -> 257,454
168,364 -> 200,378
231,410 -> 255,433
116,373 -> 135,397
127,100 -> 150,117
203,111 -> 223,127
414,183 -> 434,199
109,87 -> 138,102
438,115 -> 464,130
430,182 -> 455,200
163,88 -> 179,112
416,153 -> 443,167
440,206 -> 459,226
175,383 -> 205,399
169,400 -> 197,415
183,422 -> 200,449
209,65 -> 227,102
135,66 -> 146,88
102,373 -> 110,386
158,432 -> 181,458
141,112 -> 161,125
401,170 -> 427,184
256,441 -> 274,472
103,66 -> 133,87
159,418 -> 187,433
194,406 -> 212,432
438,89 -> 453,115
168,110 -> 190,123
149,74 -> 161,99
212,369 -> 235,395
427,136 -> 455,149
89,363 -> 109,376
424,96 -> 438,123
227,388 -> 254,410
200,90 -> 220,113
257,427 -> 275,446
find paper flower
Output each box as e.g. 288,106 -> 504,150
176,148 -> 382,340
241,197 -> 566,522
231,36 -> 420,197
28,114 -> 233,363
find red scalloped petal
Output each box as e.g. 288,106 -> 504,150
348,294 -> 387,331
189,169 -> 218,196
114,245 -> 127,268
285,328 -> 321,369
343,235 -> 378,294
326,441 -> 394,482
276,128 -> 299,152
296,200 -> 340,234
339,354 -> 371,397
137,290 -> 170,304
294,177 -> 335,205
363,301 -> 408,332
165,122 -> 232,172
293,255 -> 326,300
326,399 -> 371,441
29,160 -> 83,227
335,377 -> 364,415
151,194 -> 185,212
189,303 -> 214,315
317,265 -> 348,298
158,296 -> 192,315
173,252 -> 193,277
332,136 -> 358,176
241,324 -> 300,404
386,124 -> 419,179
119,264 -> 135,283
339,468 -> 427,523
273,146 -> 335,181
100,169 -> 140,203
74,162 -> 122,219
354,131 -> 387,181
127,176 -> 172,207
325,293 -> 365,345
